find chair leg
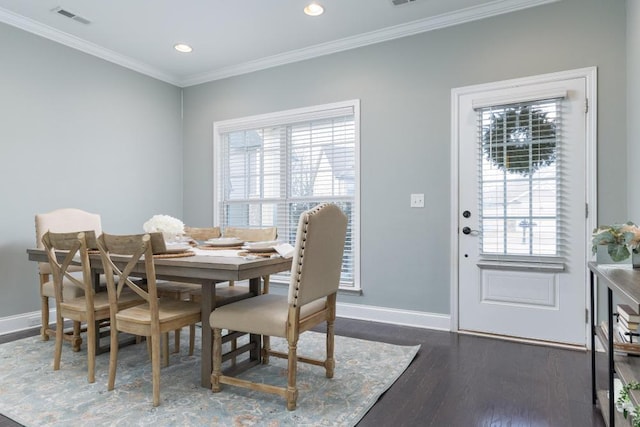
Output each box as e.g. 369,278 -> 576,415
230,334 -> 237,367
107,328 -> 119,391
173,329 -> 180,353
326,319 -> 335,379
151,334 -> 161,407
286,339 -> 298,411
87,318 -> 96,383
53,313 -> 64,371
211,328 -> 222,392
189,324 -> 195,356
71,321 -> 82,352
262,335 -> 271,365
146,337 -> 152,359
41,296 -> 50,341
162,332 -> 169,367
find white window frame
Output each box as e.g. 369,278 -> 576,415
212,99 -> 361,291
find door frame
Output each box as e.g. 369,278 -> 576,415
449,67 -> 598,346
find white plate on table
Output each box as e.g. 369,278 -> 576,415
203,237 -> 244,247
161,243 -> 192,254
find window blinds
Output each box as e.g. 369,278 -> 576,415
476,97 -> 565,258
217,103 -> 357,286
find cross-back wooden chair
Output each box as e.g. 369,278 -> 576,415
209,203 -> 347,410
35,208 -> 104,350
42,230 -> 144,383
97,232 -> 201,407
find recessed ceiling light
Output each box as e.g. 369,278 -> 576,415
174,43 -> 193,53
304,2 -> 324,16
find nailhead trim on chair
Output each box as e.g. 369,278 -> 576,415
291,203 -> 328,308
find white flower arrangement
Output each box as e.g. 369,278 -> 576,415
143,214 -> 185,237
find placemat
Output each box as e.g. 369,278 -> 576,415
197,245 -> 244,250
237,251 -> 273,258
153,251 -> 196,259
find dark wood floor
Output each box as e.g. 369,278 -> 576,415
0,318 -> 608,427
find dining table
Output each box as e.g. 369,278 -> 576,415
26,247 -> 292,387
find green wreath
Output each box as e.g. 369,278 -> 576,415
482,106 -> 557,176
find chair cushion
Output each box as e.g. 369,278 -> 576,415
42,274 -> 111,299
209,294 -> 326,337
41,278 -> 85,299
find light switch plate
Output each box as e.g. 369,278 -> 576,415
410,193 -> 424,208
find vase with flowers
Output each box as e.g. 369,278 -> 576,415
142,214 -> 185,243
592,221 -> 640,267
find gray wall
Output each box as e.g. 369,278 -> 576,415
182,0 -> 627,315
0,23 -> 183,317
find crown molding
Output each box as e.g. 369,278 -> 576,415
0,7 -> 181,86
180,0 -> 560,87
0,0 -> 560,88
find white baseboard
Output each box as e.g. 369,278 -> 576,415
336,302 -> 451,331
0,310 -> 49,336
0,304 -> 451,336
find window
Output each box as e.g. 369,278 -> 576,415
213,100 -> 360,288
476,96 -> 564,258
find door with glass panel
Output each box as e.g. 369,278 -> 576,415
456,75 -> 589,345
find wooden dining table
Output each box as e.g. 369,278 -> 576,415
26,248 -> 292,387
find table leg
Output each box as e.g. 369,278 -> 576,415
200,279 -> 215,388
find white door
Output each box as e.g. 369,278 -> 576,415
455,71 -> 594,346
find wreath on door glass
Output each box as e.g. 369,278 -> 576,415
482,106 -> 557,176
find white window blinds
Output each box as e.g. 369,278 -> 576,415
214,100 -> 359,287
476,97 -> 565,258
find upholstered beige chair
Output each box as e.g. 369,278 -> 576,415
42,231 -> 144,383
97,232 -> 201,407
35,208 -> 103,349
210,203 -> 347,410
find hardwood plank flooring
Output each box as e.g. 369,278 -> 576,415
0,318 -> 608,426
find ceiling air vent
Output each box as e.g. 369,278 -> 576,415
51,7 -> 91,24
391,0 -> 417,6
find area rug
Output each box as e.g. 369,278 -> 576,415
0,331 -> 419,426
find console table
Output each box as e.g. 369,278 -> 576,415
589,262 -> 640,426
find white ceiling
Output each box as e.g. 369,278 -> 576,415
0,0 -> 558,87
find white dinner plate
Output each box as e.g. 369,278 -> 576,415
203,237 -> 244,247
161,243 -> 192,253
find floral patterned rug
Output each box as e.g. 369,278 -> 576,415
0,330 -> 419,426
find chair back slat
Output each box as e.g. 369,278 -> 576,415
184,226 -> 221,241
223,227 -> 277,242
97,233 -> 159,315
42,231 -> 94,302
287,204 -> 347,307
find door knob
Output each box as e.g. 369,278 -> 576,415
462,210 -> 471,218
462,227 -> 479,235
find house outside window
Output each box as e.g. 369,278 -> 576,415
213,100 -> 360,289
